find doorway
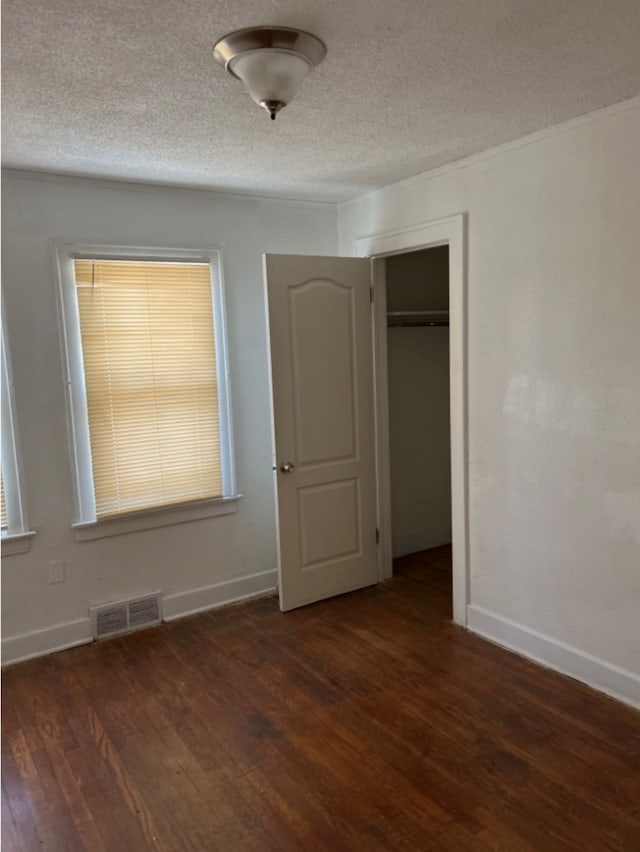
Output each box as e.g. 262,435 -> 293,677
385,246 -> 452,599
356,214 -> 468,625
264,216 -> 467,620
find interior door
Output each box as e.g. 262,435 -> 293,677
265,254 -> 378,611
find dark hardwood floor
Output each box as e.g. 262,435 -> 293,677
2,546 -> 639,851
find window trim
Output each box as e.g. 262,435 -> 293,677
72,495 -> 241,541
53,241 -> 239,532
1,314 -> 35,553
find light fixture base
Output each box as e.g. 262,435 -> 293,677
213,27 -> 327,73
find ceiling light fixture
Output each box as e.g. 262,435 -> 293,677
213,26 -> 326,121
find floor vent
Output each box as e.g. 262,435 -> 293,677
90,593 -> 162,640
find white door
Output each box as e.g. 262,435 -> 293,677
265,254 -> 378,611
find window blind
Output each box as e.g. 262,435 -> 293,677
1,467 -> 7,530
74,259 -> 222,519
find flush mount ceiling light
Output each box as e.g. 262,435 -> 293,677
213,26 -> 326,120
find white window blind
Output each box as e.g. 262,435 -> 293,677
1,468 -> 7,531
73,259 -> 223,519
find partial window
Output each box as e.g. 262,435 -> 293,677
1,467 -> 7,533
0,466 -> 8,534
56,246 -> 237,535
1,322 -> 33,553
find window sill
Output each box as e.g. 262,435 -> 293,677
1,531 -> 36,556
73,495 -> 242,542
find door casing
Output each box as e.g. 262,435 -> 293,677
354,214 -> 468,626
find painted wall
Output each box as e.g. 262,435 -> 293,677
339,100 -> 640,678
386,249 -> 451,556
1,171 -> 337,659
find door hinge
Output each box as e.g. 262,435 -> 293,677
376,528 -> 380,544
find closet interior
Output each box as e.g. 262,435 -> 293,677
385,245 -> 452,567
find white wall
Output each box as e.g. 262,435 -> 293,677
386,249 -> 451,556
339,99 -> 640,687
1,171 -> 337,661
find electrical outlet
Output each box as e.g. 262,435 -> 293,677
48,560 -> 66,585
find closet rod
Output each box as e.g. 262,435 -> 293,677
387,310 -> 449,328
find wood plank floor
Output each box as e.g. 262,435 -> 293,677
2,546 -> 639,851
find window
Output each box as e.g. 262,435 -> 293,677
56,245 -> 237,538
0,470 -> 6,532
1,320 -> 34,553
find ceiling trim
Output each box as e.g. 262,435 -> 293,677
0,168 -> 338,208
3,96 -> 638,209
338,95 -> 640,210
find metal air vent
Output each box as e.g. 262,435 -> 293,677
90,593 -> 162,640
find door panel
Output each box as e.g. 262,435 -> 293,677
298,477 -> 361,568
289,280 -> 356,464
265,254 -> 378,611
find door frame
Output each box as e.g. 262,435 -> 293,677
354,214 -> 468,626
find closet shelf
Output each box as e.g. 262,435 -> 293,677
387,310 -> 449,328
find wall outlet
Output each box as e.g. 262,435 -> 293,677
48,560 -> 66,584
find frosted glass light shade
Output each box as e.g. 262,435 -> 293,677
229,51 -> 312,109
213,27 -> 326,120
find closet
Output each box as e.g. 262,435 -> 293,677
385,246 -> 452,559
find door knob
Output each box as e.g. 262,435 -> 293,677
279,462 -> 295,473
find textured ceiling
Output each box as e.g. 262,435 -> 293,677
3,0 -> 640,202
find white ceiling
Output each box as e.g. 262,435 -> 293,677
3,0 -> 640,202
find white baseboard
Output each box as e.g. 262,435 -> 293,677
467,604 -> 640,709
161,569 -> 277,621
2,569 -> 278,667
2,618 -> 92,667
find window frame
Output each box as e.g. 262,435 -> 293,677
54,242 -> 239,539
1,313 -> 35,554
